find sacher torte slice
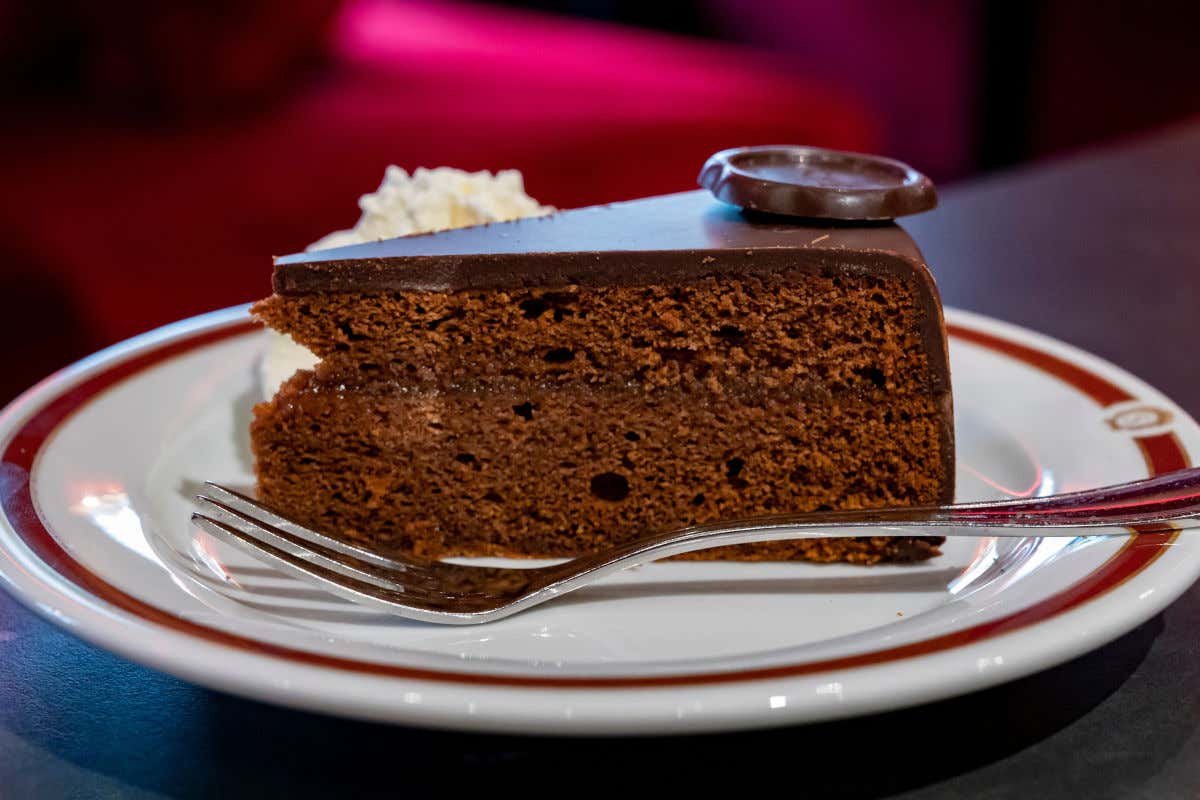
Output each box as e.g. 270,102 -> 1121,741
251,146 -> 955,563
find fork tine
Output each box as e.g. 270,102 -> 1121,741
190,513 -> 470,623
194,494 -> 439,591
202,482 -> 434,574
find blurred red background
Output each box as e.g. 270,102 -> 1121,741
1,0 -> 1198,402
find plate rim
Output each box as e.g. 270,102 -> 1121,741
0,305 -> 1196,733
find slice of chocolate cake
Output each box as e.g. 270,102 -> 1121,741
251,148 -> 954,563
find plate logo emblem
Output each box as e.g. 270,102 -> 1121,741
1105,405 -> 1172,431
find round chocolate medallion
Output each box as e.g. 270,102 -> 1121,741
698,145 -> 937,220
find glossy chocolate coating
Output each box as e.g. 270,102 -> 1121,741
276,190 -> 927,291
699,145 -> 937,220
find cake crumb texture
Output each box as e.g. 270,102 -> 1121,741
252,269 -> 951,563
252,376 -> 946,562
253,272 -> 939,396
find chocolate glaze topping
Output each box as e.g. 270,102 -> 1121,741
275,190 -> 926,292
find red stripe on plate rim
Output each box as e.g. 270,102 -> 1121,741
0,315 -> 1188,689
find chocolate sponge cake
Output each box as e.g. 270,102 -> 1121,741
251,153 -> 954,564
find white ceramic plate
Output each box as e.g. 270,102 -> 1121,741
0,306 -> 1197,735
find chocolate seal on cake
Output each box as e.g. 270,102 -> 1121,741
698,145 -> 937,220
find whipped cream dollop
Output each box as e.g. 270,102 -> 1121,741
259,167 -> 553,397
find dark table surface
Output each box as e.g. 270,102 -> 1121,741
4,123 -> 1200,799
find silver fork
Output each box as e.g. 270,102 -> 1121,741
191,468 -> 1200,625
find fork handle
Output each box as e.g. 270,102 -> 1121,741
790,466 -> 1200,528
577,466 -> 1200,568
